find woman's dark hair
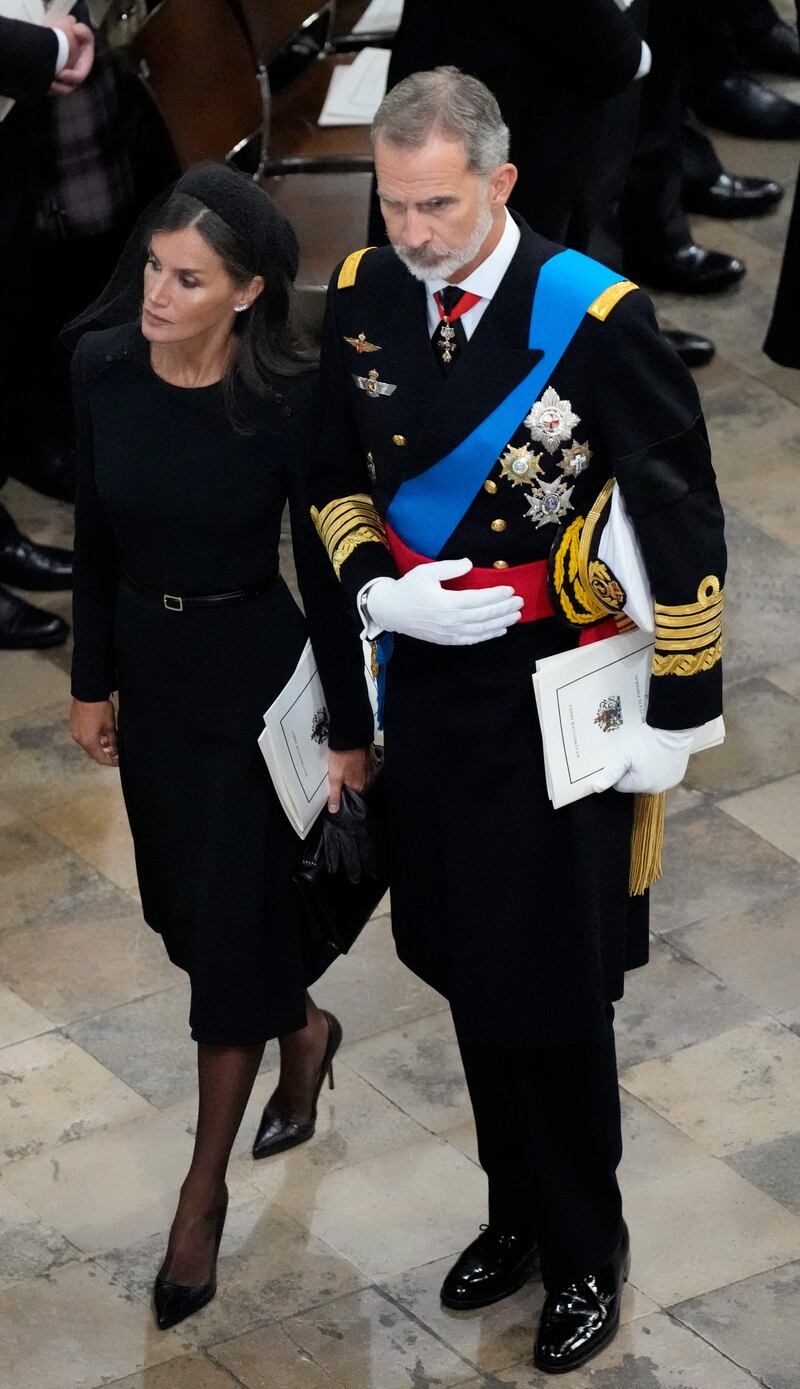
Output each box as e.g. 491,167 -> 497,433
150,193 -> 316,431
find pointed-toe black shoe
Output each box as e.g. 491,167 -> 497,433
533,1222 -> 630,1374
252,1010 -> 342,1160
440,1225 -> 538,1310
153,1187 -> 228,1331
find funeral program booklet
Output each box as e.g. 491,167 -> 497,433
532,630 -> 725,809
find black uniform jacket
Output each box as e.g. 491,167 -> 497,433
369,0 -> 645,247
312,219 -> 726,732
0,18 -> 58,259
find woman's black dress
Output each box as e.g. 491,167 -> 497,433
71,323 -> 373,1046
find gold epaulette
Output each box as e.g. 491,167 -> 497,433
311,493 -> 389,578
337,247 -> 376,289
587,279 -> 638,322
652,576 -> 724,677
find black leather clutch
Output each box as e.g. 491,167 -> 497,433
293,761 -> 389,955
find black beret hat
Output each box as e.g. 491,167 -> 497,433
174,163 -> 300,283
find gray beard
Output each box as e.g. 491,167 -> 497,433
392,202 -> 495,284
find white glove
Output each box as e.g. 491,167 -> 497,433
365,559 -> 524,646
590,724 -> 695,796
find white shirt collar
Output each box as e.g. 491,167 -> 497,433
426,209 -> 520,312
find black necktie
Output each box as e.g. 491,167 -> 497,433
432,285 -> 469,374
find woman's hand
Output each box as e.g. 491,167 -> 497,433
70,698 -> 119,767
327,746 -> 376,812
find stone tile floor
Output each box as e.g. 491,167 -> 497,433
3,78 -> 800,1389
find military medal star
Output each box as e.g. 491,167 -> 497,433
499,443 -> 544,487
559,441 -> 593,477
525,386 -> 580,454
525,478 -> 574,528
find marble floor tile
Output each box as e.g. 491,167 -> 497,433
101,1198 -> 369,1350
614,937 -> 758,1070
621,1018 -> 800,1158
0,700 -> 110,813
649,805 -> 800,935
672,1259 -> 800,1389
0,1110 -> 205,1252
727,1132 -> 800,1219
684,679 -> 800,798
456,1311 -> 761,1388
0,909 -> 182,1027
0,1259 -> 185,1389
270,1286 -> 478,1389
33,783 -> 138,894
0,817 -> 133,936
0,1031 -> 152,1165
66,985 -> 196,1109
312,917 -> 448,1044
379,1256 -> 655,1378
699,375 -> 800,549
664,784 -> 706,818
441,1119 -> 480,1165
767,658 -> 800,699
668,891 -> 800,1014
108,1356 -> 241,1389
619,1092 -> 715,1189
341,1011 -> 472,1135
713,511 -> 800,683
0,651 -> 70,721
210,1321 -> 346,1389
274,1137 -> 487,1282
720,773 -> 800,865
0,981 -> 52,1049
0,1185 -> 77,1291
762,360 -> 800,410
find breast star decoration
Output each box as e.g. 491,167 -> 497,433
525,477 -> 575,528
559,441 -> 593,477
525,387 -> 580,454
499,442 -> 544,488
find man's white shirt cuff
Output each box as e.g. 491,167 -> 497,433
54,29 -> 70,75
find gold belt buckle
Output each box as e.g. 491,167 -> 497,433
163,593 -> 184,612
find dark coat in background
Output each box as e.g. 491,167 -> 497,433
764,0 -> 800,366
367,0 -> 644,249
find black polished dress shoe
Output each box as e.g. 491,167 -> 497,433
440,1225 -> 538,1309
0,533 -> 73,590
631,243 -> 745,294
153,1187 -> 228,1331
742,20 -> 800,77
534,1222 -> 630,1375
0,585 -> 69,649
695,73 -> 800,138
662,329 -> 716,369
252,1010 -> 342,1160
684,172 -> 783,219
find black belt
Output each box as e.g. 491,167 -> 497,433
123,571 -> 278,612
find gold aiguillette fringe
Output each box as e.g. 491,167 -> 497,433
629,792 -> 666,896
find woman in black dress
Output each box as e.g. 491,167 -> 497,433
68,165 -> 373,1329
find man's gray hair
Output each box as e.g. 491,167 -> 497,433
371,67 -> 510,175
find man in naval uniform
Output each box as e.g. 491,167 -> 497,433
311,68 -> 725,1374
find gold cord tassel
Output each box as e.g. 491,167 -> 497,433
629,792 -> 666,896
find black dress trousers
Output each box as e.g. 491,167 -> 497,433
455,1007 -> 623,1290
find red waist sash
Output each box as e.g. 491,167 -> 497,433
385,524 -> 617,644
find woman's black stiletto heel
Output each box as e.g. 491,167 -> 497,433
252,1010 -> 342,1160
153,1185 -> 229,1330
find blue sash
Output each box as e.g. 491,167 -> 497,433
386,249 -> 625,557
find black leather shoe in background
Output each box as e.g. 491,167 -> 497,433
695,73 -> 800,138
534,1222 -> 630,1375
440,1225 -> 538,1310
662,329 -> 716,369
684,172 -> 783,219
0,585 -> 69,649
631,243 -> 745,294
0,533 -> 74,590
741,20 -> 800,77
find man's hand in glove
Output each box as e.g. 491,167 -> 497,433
590,724 -> 695,796
365,559 -> 524,646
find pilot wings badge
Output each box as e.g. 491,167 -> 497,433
344,332 -> 381,353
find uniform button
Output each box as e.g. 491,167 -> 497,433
491,518 -> 507,533
493,560 -> 509,569
392,434 -> 407,447
484,479 -> 498,494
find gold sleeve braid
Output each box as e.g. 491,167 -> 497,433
652,576 -> 724,677
311,493 -> 389,578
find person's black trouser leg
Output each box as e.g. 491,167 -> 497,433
455,1008 -> 623,1292
681,116 -> 725,190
